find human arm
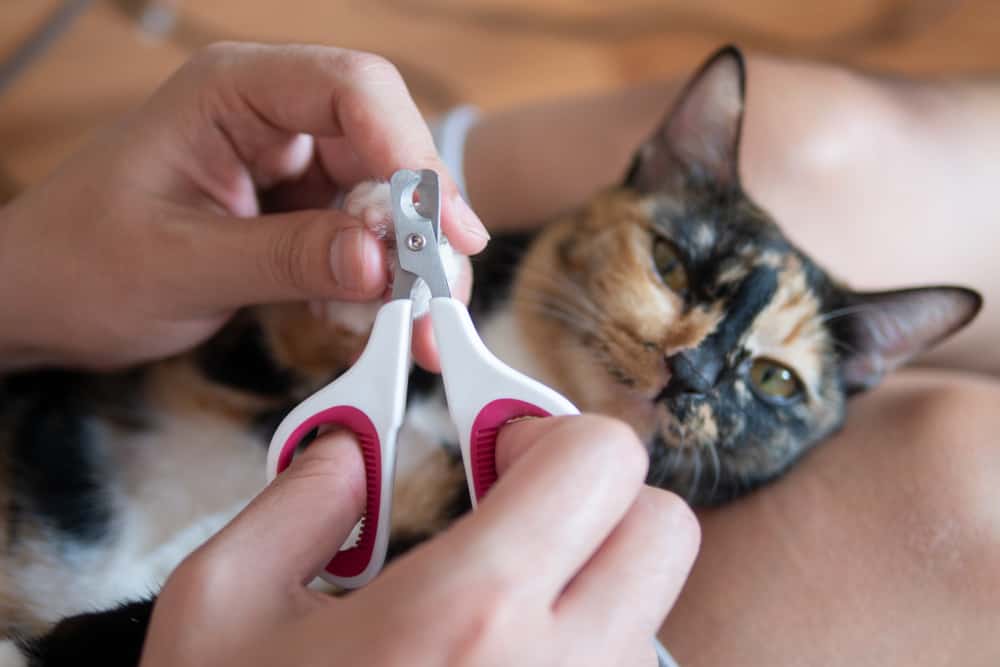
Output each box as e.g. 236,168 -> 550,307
459,55 -> 1000,373
140,416 -> 699,666
660,369 -> 1000,665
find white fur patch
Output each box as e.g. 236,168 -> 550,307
479,309 -> 554,387
14,414 -> 265,625
0,641 -> 26,667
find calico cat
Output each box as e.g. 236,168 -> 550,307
4,46 -> 980,664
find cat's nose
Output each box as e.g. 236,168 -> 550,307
664,349 -> 722,396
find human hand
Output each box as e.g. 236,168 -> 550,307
0,42 -> 487,372
141,416 -> 699,666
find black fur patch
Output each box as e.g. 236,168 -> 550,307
709,265 -> 779,351
195,312 -> 295,397
251,402 -> 298,442
20,599 -> 153,667
405,367 -> 441,405
469,232 -> 536,315
7,372 -> 113,545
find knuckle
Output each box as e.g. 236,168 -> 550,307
542,414 -> 650,489
578,414 -> 649,481
448,582 -> 518,664
163,549 -> 235,615
262,219 -> 320,294
336,50 -> 401,84
187,41 -> 244,73
642,487 -> 701,553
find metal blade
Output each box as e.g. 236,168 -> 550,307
390,169 -> 451,300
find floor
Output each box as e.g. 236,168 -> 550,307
1,0 -> 999,195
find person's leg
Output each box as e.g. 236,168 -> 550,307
659,370 -> 1000,666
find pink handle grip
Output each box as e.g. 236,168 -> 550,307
273,406 -> 381,579
468,398 -> 552,503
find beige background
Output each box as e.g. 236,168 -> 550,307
2,0 -> 999,195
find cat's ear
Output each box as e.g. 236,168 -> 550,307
625,45 -> 746,194
837,286 -> 982,393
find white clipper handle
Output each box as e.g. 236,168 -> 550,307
430,297 -> 579,506
265,299 -> 412,589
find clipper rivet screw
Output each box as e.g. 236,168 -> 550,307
406,233 -> 426,252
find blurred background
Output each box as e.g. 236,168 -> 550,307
2,0 -> 999,202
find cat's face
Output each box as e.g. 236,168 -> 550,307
512,47 -> 980,504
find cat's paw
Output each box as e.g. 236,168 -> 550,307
342,181 -> 393,241
317,180 -> 464,332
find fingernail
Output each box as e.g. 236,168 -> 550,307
332,227 -> 383,294
453,194 -> 490,249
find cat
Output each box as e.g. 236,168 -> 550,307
4,46 -> 980,664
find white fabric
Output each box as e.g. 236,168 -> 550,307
430,105 -> 480,200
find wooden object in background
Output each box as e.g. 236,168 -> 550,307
0,0 -> 998,190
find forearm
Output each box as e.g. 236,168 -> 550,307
660,370 -> 1000,665
462,80 -> 680,229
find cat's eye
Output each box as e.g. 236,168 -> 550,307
748,358 -> 803,404
653,239 -> 689,293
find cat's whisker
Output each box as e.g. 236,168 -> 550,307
707,442 -> 722,500
506,264 -> 608,320
816,303 -> 880,324
512,286 -> 602,316
687,442 -> 703,503
513,299 -> 605,339
515,287 -> 607,327
829,338 -> 861,357
511,271 -> 602,306
512,291 -> 612,338
828,336 -> 886,379
663,438 -> 684,486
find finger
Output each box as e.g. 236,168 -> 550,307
261,153 -> 339,214
205,431 -> 366,586
192,43 -> 489,254
411,315 -> 440,373
316,136 -> 368,188
167,209 -> 388,310
434,415 -> 650,599
557,487 -> 700,638
253,132 -> 316,190
494,415 -> 570,474
410,255 -> 473,371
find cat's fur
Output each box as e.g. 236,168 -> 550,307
1,46 -> 980,663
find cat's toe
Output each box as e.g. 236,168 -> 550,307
343,181 -> 393,240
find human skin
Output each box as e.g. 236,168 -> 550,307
661,370 -> 1000,666
2,42 -> 997,664
0,42 -> 701,665
461,52 -> 1000,664
0,42 -> 489,373
141,417 -> 699,667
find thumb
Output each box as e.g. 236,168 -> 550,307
207,431 -> 367,587
174,209 -> 388,311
